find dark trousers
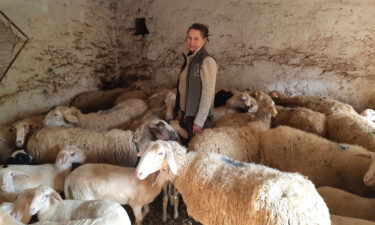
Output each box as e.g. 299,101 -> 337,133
179,115 -> 212,146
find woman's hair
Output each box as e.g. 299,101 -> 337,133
187,23 -> 210,39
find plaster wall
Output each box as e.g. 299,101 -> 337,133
0,0 -> 118,124
118,0 -> 375,111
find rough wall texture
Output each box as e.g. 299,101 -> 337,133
118,0 -> 375,111
0,0 -> 119,124
1,0 -> 375,124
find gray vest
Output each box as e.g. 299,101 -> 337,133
175,47 -> 215,117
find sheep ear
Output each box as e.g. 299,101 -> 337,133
51,191 -> 63,202
165,144 -> 178,175
11,171 -> 30,179
57,152 -> 68,164
356,153 -> 374,159
62,109 -> 78,124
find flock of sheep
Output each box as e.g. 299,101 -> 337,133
0,86 -> 375,225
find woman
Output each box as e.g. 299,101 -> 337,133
174,23 -> 218,142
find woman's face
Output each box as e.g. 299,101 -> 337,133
185,29 -> 206,52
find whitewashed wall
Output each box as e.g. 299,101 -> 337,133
1,0 -> 375,124
118,0 -> 375,111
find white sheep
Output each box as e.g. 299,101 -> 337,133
214,91 -> 277,128
318,186 -> 375,221
0,207 -> 24,225
0,145 -> 86,194
11,185 -> 131,225
26,119 -> 177,165
43,98 -> 148,131
189,117 -> 375,196
269,90 -> 357,116
114,89 -> 149,105
360,109 -> 375,123
70,88 -> 128,113
12,115 -> 44,148
64,163 -> 169,225
271,105 -> 327,137
136,140 -> 331,225
259,126 -> 375,196
326,112 -> 375,152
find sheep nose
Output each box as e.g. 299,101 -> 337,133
16,140 -> 23,146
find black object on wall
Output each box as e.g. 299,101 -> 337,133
134,17 -> 149,36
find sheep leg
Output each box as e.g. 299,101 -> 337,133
142,204 -> 150,217
171,193 -> 179,219
132,205 -> 144,225
162,183 -> 169,222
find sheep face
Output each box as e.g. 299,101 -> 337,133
0,169 -> 30,193
43,106 -> 79,127
136,140 -> 177,180
56,145 -> 86,165
27,185 -> 62,215
226,92 -> 258,112
13,122 -> 30,148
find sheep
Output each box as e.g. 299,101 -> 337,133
259,126 -> 375,196
114,89 -> 148,105
190,114 -> 375,197
4,150 -> 37,166
360,109 -> 375,123
331,214 -> 375,225
11,185 -> 131,225
0,145 -> 86,194
26,119 -> 178,165
272,105 -> 327,137
64,163 -> 169,225
269,90 -> 357,116
212,91 -> 258,123
43,98 -> 148,131
213,91 -> 277,128
317,186 -> 375,221
0,207 -> 24,225
326,112 -> 375,152
70,88 -> 128,113
136,140 -> 331,225
12,115 -> 44,148
0,124 -> 16,163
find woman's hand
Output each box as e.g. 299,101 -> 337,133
192,124 -> 203,135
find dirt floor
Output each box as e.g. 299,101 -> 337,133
128,192 -> 202,225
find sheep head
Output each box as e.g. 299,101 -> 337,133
55,145 -> 86,165
136,140 -> 178,181
21,185 -> 62,216
226,92 -> 258,113
43,106 -> 80,127
0,169 -> 30,193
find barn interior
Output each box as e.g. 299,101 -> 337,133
1,0 -> 375,225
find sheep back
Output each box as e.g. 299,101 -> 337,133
71,88 -> 127,113
26,127 -> 137,166
260,125 -> 375,196
175,151 -> 330,225
188,121 -> 267,163
272,106 -> 327,137
326,112 -> 375,152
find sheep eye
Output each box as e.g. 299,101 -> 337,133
70,153 -> 76,156
44,194 -> 49,198
54,113 -> 58,116
158,152 -> 164,156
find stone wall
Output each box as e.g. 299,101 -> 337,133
118,0 -> 375,110
1,0 -> 375,124
0,0 -> 118,124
